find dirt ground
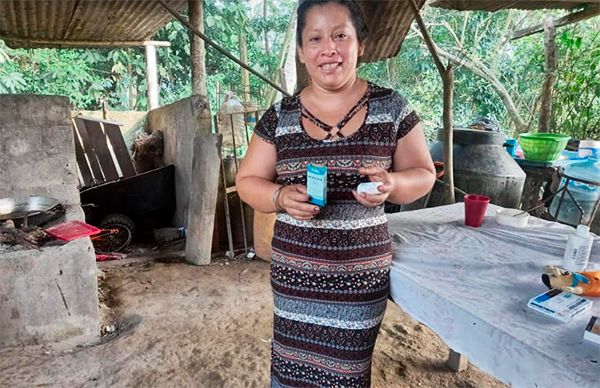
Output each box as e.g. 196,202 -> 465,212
0,253 -> 507,388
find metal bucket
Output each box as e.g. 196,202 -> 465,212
427,129 -> 526,208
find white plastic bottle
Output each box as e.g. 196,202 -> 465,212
563,225 -> 594,272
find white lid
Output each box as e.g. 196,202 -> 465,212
576,224 -> 590,236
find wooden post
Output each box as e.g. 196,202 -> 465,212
442,66 -> 455,204
185,134 -> 222,265
279,69 -> 288,94
145,43 -> 159,110
295,52 -> 310,92
408,0 -> 455,204
538,17 -> 556,133
189,0 -> 207,96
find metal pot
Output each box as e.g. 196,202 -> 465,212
0,196 -> 60,227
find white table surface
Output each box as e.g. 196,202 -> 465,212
387,203 -> 600,388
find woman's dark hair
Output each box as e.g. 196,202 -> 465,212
296,0 -> 368,47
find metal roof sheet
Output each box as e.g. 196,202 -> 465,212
359,0 -> 427,63
430,0 -> 599,11
0,0 -> 187,48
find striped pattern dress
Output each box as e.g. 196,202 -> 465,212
253,82 -> 420,387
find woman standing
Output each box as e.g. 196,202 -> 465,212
236,1 -> 436,386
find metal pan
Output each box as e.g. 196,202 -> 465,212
0,196 -> 60,224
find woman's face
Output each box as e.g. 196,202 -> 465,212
298,3 -> 364,91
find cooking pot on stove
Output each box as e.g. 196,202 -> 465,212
0,196 -> 60,227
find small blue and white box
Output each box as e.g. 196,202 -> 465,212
527,289 -> 592,322
307,164 -> 327,207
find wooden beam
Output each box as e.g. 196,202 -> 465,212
512,5 -> 600,40
0,37 -> 171,48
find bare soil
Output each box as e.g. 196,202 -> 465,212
0,254 -> 507,388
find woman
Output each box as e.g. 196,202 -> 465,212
236,0 -> 436,386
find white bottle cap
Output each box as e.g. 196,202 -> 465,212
576,224 -> 590,236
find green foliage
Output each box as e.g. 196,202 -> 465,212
360,9 -> 599,141
0,3 -> 597,142
553,25 -> 600,139
204,0 -> 296,108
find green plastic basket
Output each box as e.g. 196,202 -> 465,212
519,133 -> 570,162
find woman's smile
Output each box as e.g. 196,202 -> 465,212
298,3 -> 363,91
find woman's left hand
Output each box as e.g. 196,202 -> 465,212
352,166 -> 396,208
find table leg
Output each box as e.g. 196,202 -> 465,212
447,348 -> 469,372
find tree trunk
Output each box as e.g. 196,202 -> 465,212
263,0 -> 269,55
239,32 -> 251,103
442,66 -> 455,205
538,16 -> 556,133
267,10 -> 297,104
189,0 -> 207,96
408,0 -> 455,204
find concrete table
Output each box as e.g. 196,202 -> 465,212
387,203 -> 600,388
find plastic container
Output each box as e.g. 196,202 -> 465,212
519,133 -> 570,162
357,182 -> 383,195
504,138 -> 518,157
495,208 -> 529,227
563,224 -> 594,272
550,158 -> 600,225
427,129 -> 525,209
464,194 -> 490,227
45,220 -> 101,241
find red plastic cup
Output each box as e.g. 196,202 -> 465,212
464,194 -> 490,227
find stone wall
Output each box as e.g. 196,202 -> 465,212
147,95 -> 212,226
0,94 -> 99,347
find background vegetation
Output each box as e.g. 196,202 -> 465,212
0,1 -> 598,140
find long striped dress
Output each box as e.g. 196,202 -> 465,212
253,82 -> 420,388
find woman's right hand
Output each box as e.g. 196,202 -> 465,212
278,185 -> 320,220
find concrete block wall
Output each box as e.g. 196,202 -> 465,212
0,95 -> 80,207
0,239 -> 99,347
0,94 -> 99,347
147,95 -> 212,226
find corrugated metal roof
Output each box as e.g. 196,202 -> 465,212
359,0 -> 427,63
431,0 -> 599,11
0,0 -> 187,49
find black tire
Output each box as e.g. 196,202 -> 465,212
93,213 -> 135,253
100,213 -> 136,237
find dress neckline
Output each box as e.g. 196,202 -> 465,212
297,82 -> 371,143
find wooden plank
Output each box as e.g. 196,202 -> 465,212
103,123 -> 136,178
71,124 -> 94,187
81,119 -> 119,181
76,115 -> 123,126
73,117 -> 105,184
512,4 -> 600,40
